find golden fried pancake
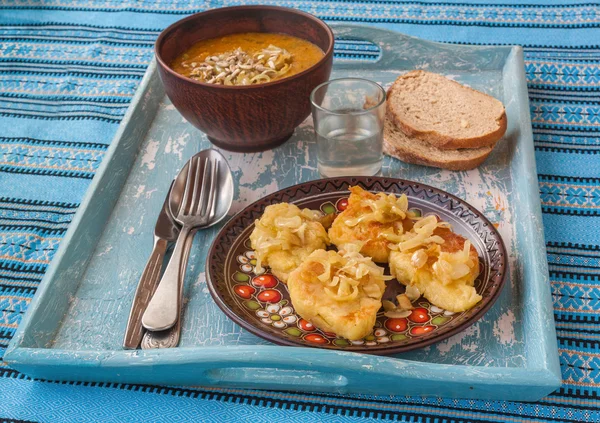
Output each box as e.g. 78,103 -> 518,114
389,219 -> 481,312
287,249 -> 388,340
250,203 -> 329,283
329,186 -> 411,263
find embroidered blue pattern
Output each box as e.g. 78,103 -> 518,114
0,1 -> 599,422
1,1 -> 600,28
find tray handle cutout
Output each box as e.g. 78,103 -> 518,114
206,367 -> 348,391
332,25 -> 512,72
334,37 -> 382,63
332,25 -> 425,69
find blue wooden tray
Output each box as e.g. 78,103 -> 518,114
5,26 -> 561,401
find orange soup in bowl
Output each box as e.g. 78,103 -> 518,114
171,32 -> 324,86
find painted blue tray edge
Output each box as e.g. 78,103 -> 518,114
4,26 -> 561,401
5,58 -> 163,353
7,345 -> 560,401
503,46 -> 562,387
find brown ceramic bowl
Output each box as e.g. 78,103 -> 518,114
155,6 -> 334,152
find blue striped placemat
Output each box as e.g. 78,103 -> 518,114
0,1 -> 599,422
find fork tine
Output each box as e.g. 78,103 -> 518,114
195,158 -> 211,216
206,159 -> 219,219
202,158 -> 218,218
189,157 -> 203,215
179,158 -> 196,216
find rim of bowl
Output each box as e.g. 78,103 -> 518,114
310,77 -> 386,115
155,5 -> 335,90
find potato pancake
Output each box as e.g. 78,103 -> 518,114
328,186 -> 411,263
250,203 -> 329,283
389,217 -> 481,312
287,248 -> 389,340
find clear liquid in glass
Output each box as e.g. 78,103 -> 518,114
315,111 -> 383,177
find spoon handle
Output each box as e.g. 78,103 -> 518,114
123,236 -> 168,349
142,225 -> 192,331
141,229 -> 196,349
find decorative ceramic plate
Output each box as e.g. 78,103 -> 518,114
206,177 -> 507,354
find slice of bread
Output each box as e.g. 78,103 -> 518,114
387,70 -> 507,150
383,114 -> 494,171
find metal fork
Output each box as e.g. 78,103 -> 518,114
142,156 -> 220,331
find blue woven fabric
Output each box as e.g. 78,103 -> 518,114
1,1 -> 599,422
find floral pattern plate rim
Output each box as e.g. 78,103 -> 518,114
206,176 -> 508,354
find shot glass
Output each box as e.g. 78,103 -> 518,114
310,78 -> 386,177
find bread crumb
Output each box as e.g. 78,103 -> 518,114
460,119 -> 470,128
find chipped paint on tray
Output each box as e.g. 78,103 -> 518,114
141,140 -> 159,170
134,185 -> 146,199
193,272 -> 207,288
165,133 -> 189,160
97,246 -> 113,257
435,324 -> 479,355
493,310 -> 516,346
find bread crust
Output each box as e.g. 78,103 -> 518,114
383,139 -> 491,171
387,70 -> 507,150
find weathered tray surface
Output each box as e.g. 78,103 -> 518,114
5,26 -> 561,401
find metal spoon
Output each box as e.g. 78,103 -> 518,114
140,228 -> 195,349
142,149 -> 233,331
